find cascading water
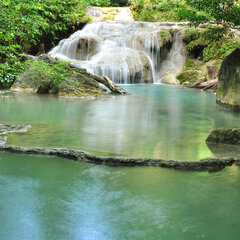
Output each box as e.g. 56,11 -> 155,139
49,21 -> 186,84
158,29 -> 186,84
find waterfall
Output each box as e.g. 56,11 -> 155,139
49,21 -> 185,84
158,29 -> 186,84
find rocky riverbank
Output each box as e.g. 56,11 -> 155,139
176,27 -> 240,92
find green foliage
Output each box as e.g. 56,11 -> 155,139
202,39 -> 239,61
85,0 -> 111,7
179,0 -> 240,27
176,70 -> 198,84
184,28 -> 200,42
84,0 -> 128,7
185,59 -> 195,68
159,30 -> 168,40
23,60 -> 77,91
0,0 -> 89,88
131,0 -> 193,22
202,25 -> 228,42
184,26 -> 240,62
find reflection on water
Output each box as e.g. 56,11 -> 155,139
207,142 -> 240,158
0,152 -> 240,240
1,85 -> 240,161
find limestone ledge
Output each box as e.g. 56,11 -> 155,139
0,144 -> 239,171
1,123 -> 239,171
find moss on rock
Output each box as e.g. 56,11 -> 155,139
206,128 -> 240,145
216,47 -> 240,111
176,70 -> 198,84
11,56 -> 107,97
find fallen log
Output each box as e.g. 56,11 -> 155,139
190,78 -> 218,90
89,73 -> 129,95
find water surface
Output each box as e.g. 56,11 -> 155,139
1,85 -> 240,161
1,85 -> 240,239
0,151 -> 240,240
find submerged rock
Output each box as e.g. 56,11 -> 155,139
206,128 -> 240,145
217,47 -> 240,110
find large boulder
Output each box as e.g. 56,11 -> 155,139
217,47 -> 240,110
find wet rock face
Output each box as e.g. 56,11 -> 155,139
206,128 -> 240,145
217,47 -> 240,111
75,36 -> 99,60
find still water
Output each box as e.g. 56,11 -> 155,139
1,85 -> 240,239
0,152 -> 240,240
1,85 -> 240,161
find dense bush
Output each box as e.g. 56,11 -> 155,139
131,0 -> 193,22
184,26 -> 240,62
179,0 -> 240,27
21,60 -> 76,92
0,0 -> 89,88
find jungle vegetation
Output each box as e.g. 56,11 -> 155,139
0,0 -> 239,88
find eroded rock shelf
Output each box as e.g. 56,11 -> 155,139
1,123 -> 240,171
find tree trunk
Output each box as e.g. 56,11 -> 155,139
89,73 -> 129,95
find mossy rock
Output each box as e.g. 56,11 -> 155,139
216,47 -> 240,111
176,70 -> 198,84
11,57 -> 107,97
206,128 -> 240,145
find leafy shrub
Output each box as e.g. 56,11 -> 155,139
202,39 -> 239,62
185,59 -> 195,68
131,0 -> 193,22
184,28 -> 200,43
159,30 -> 168,40
184,25 -> 240,62
22,60 -> 76,91
202,26 -> 228,42
0,0 -> 89,88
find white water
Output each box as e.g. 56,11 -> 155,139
49,21 -> 186,84
158,30 -> 185,84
